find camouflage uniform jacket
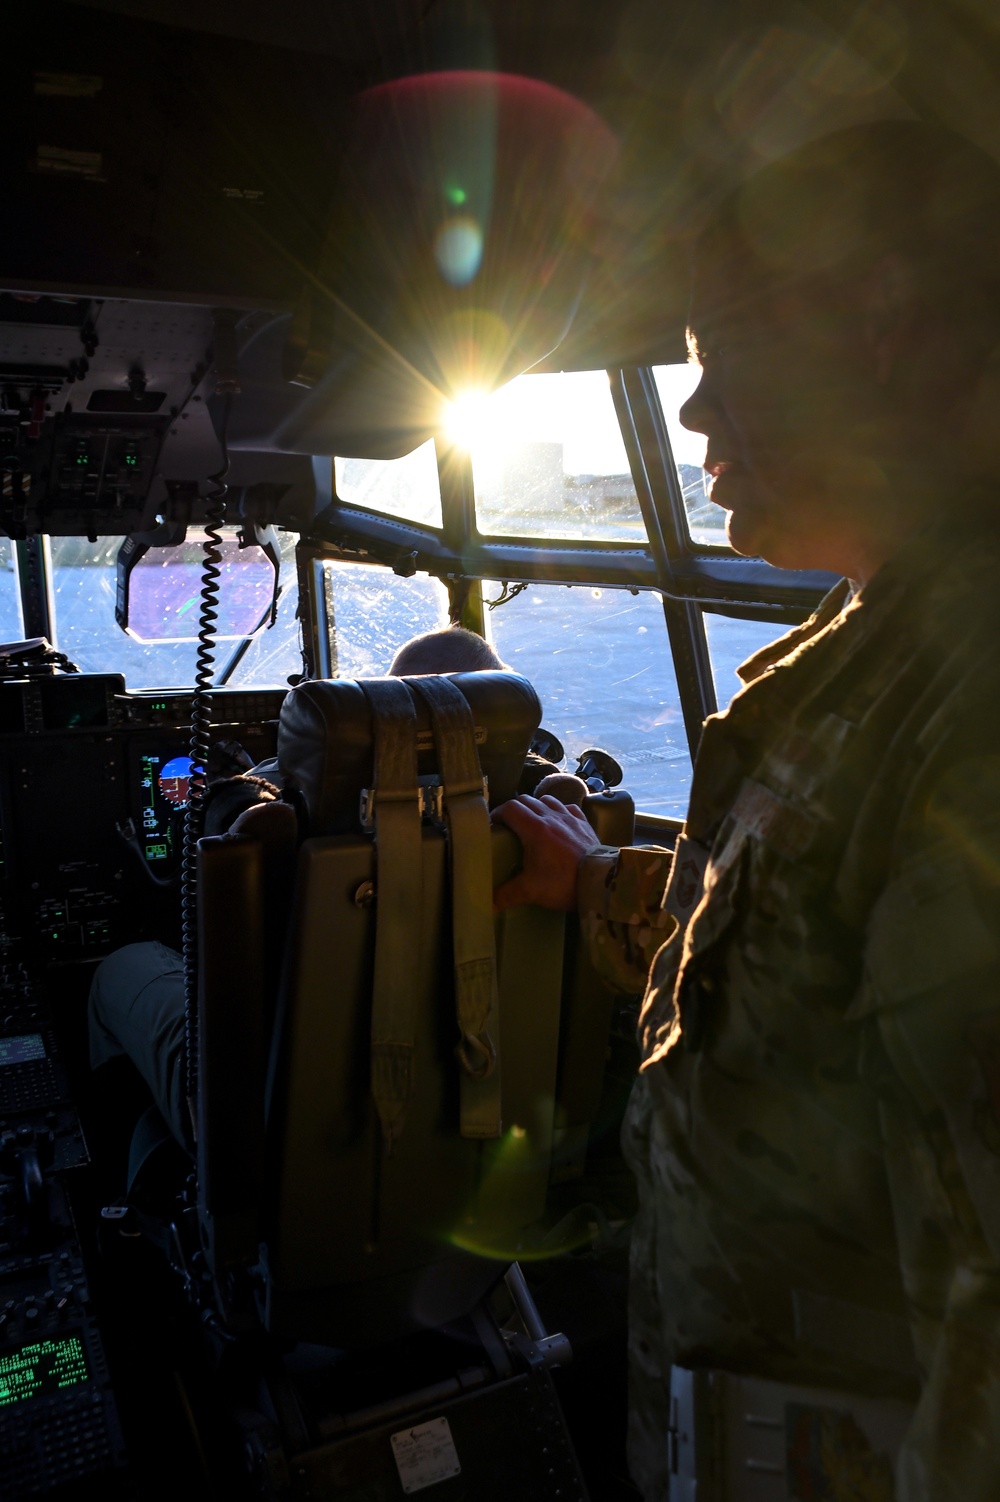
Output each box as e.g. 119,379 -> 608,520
577,521 -> 1000,1502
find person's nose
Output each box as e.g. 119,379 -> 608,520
679,367 -> 714,438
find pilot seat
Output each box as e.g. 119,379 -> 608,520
176,668 -> 624,1499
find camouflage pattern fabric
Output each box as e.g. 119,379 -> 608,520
579,522 -> 1000,1501
578,844 -> 676,994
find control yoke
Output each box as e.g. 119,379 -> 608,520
573,748 -> 623,792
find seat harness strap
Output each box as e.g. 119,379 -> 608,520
359,678 -> 423,1153
410,676 -> 501,1140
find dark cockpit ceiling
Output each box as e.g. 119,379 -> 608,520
56,0 -> 1000,325
5,0 -> 1000,490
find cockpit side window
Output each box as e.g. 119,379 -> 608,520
703,611 -> 793,700
465,371 -> 648,543
651,362 -> 723,548
319,560 -> 449,676
0,538 -> 24,643
486,581 -> 689,818
335,439 -> 443,529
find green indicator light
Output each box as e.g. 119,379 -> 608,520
76,454 -> 87,466
446,185 -> 466,206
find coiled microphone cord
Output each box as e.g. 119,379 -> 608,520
181,392 -> 232,1139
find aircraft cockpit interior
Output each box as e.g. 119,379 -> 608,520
1,1 -> 995,1498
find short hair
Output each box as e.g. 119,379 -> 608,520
388,625 -> 506,676
696,120 -> 1000,329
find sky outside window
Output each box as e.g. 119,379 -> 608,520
467,370 -> 647,542
652,363 -> 724,546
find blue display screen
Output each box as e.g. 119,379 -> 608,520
0,1034 -> 45,1067
139,751 -> 198,863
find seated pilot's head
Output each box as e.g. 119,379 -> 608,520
388,625 -> 507,677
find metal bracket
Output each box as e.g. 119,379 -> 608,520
503,1263 -> 573,1372
359,777 -> 489,833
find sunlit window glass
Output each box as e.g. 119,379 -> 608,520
220,531 -> 302,687
487,583 -> 689,817
321,562 -> 449,677
0,539 -> 23,642
464,371 -> 647,543
50,531 -> 300,690
652,363 -> 726,548
51,536 -> 197,686
334,439 -> 443,529
703,612 -> 794,705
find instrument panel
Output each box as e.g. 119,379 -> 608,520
0,674 -> 286,964
0,672 -> 283,1497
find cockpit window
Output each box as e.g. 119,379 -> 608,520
50,531 -> 303,689
703,612 -> 794,703
651,363 -> 724,548
0,538 -> 23,642
51,535 -> 199,686
217,530 -> 302,688
334,439 -> 443,529
320,561 -> 449,676
486,582 -> 689,817
467,371 -> 647,543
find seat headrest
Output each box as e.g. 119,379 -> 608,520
277,671 -> 541,836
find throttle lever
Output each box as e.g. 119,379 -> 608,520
1,1126 -> 52,1233
19,1145 -> 44,1218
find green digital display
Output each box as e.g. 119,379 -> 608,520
0,1337 -> 89,1408
138,751 -> 194,866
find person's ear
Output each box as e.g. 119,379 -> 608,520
863,253 -> 919,384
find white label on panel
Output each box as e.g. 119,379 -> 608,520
390,1416 -> 461,1494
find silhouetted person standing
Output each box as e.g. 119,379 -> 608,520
495,121 -> 1000,1501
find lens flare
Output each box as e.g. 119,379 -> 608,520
443,388 -> 494,449
434,215 -> 484,286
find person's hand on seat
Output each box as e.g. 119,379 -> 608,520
492,794 -> 600,912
